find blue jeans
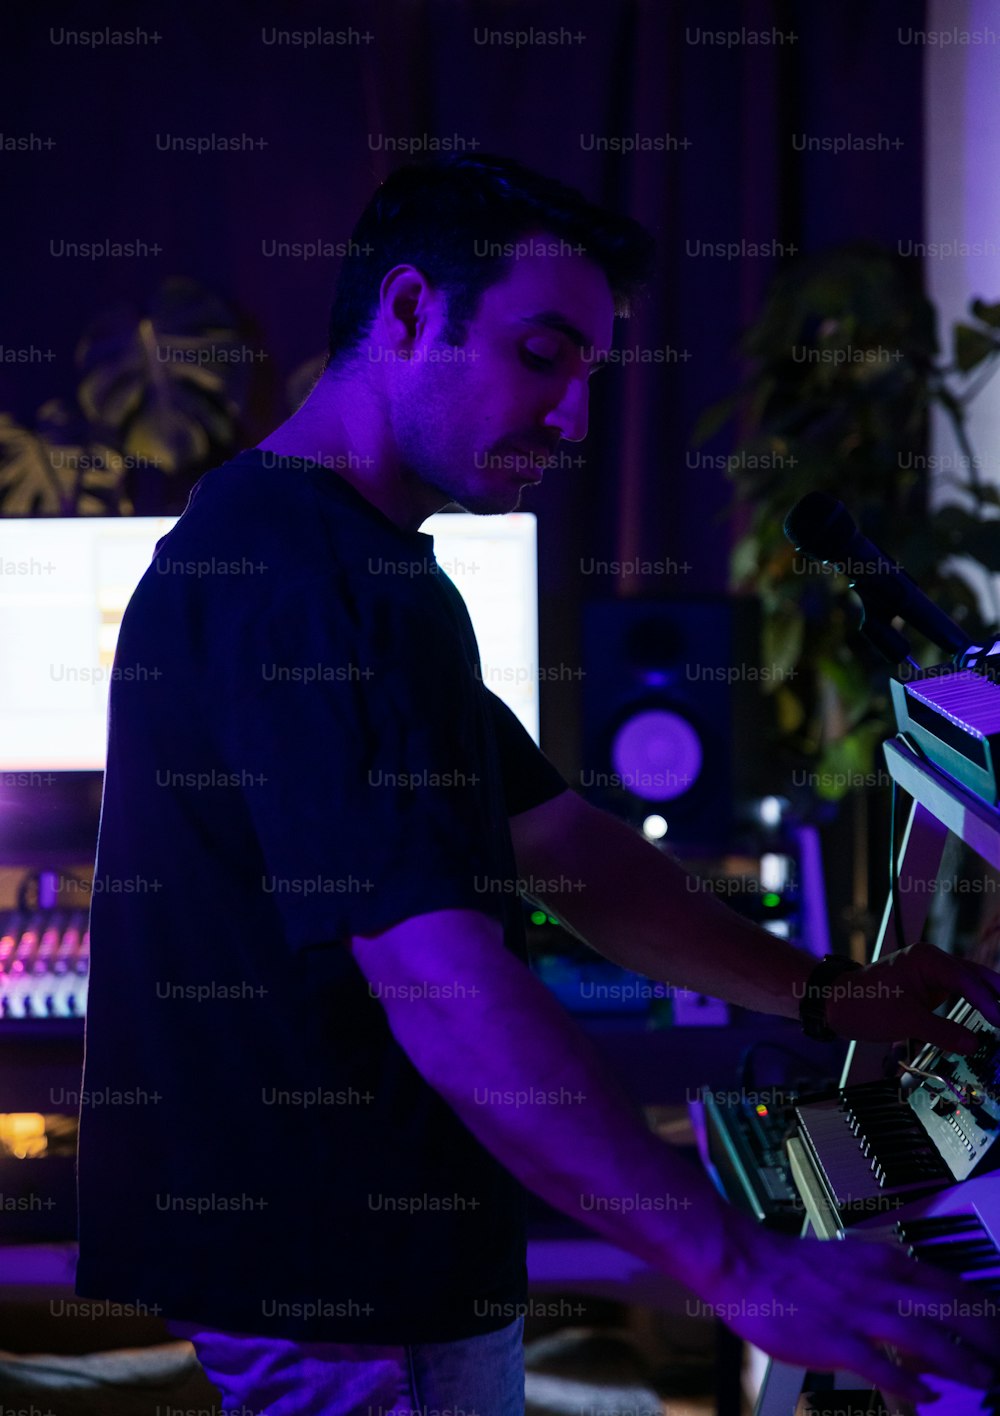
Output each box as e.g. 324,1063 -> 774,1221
165,1314 -> 525,1416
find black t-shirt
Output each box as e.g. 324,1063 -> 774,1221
74,447 -> 568,1342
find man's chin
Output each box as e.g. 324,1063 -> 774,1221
449,487 -> 524,516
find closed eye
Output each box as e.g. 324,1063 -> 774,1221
521,350 -> 557,372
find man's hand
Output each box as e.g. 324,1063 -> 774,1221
700,1221 -> 1000,1407
824,940 -> 1000,1054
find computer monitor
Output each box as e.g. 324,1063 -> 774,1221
0,510 -> 539,774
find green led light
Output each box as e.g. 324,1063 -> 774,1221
530,910 -> 547,926
547,915 -> 558,925
762,892 -> 780,908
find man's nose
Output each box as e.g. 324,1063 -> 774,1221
543,379 -> 589,443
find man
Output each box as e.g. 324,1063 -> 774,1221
76,153 -> 1000,1415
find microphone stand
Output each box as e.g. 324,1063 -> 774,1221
850,579 -> 925,674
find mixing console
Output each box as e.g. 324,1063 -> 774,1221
0,909 -> 90,1020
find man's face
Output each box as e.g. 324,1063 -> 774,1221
380,237 -> 615,515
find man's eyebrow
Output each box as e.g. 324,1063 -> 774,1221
519,311 -> 610,369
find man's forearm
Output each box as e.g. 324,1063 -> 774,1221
517,792 -> 815,1018
350,909 -> 754,1294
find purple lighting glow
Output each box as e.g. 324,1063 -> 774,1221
610,709 -> 703,802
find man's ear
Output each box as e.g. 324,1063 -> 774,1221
378,265 -> 433,350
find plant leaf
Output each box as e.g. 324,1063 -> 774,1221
0,417 -> 75,515
74,277 -> 243,473
954,323 -> 999,373
971,298 -> 1000,329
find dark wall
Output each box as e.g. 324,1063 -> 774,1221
1,0 -> 924,775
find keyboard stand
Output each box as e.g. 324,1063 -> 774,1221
753,733 -> 1000,1415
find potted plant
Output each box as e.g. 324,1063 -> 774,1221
695,243 -> 1000,804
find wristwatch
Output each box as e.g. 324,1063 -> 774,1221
799,953 -> 864,1041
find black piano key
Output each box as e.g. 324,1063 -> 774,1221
908,1245 -> 999,1272
899,1215 -> 983,1240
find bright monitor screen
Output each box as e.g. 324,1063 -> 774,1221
0,510 -> 538,770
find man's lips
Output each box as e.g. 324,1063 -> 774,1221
509,443 -> 555,473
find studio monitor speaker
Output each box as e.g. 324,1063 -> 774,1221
581,596 -> 771,848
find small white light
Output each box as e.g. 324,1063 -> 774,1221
761,853 -> 791,892
759,795 -> 783,828
642,814 -> 668,840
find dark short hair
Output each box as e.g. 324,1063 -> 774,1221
326,152 -> 656,367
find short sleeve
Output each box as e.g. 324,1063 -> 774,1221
216,574 -> 502,952
484,688 -> 569,816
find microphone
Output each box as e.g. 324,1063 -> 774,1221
783,492 -> 973,659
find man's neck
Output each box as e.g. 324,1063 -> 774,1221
256,429 -> 449,533
255,378 -> 449,532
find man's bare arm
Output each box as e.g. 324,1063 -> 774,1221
348,906 -> 999,1403
509,787 -> 1000,1051
509,787 -> 812,1017
351,907 -> 743,1286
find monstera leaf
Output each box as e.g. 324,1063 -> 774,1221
0,407 -> 134,516
75,278 -> 245,473
69,441 -> 135,516
0,414 -> 74,514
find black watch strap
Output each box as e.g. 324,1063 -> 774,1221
799,953 -> 863,1041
